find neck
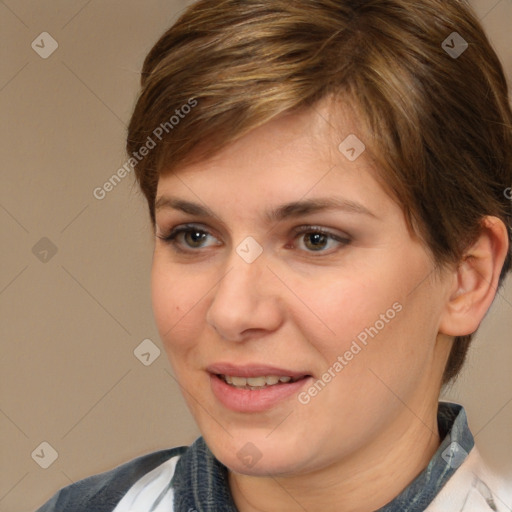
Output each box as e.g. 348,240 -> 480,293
228,403 -> 441,512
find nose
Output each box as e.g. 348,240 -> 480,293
206,252 -> 283,342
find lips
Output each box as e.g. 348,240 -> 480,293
207,363 -> 309,380
207,363 -> 312,412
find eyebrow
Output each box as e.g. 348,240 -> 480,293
154,196 -> 376,222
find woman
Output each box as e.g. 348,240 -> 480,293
37,0 -> 512,510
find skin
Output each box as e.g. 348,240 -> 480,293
151,99 -> 509,512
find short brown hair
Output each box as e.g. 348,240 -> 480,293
127,0 -> 512,385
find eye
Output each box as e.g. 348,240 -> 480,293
157,224 -> 221,251
292,226 -> 350,253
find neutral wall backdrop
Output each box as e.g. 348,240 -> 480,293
1,1 -> 511,511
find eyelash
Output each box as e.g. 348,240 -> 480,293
157,223 -> 351,256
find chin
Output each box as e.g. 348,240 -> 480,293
223,452 -> 304,478
204,431 -> 312,478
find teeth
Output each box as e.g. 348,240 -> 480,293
230,376 -> 247,387
222,375 -> 299,389
247,377 -> 267,386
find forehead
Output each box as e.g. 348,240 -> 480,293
154,98 -> 401,228
159,95 -> 366,173
158,101 -> 366,187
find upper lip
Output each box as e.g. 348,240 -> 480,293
207,363 -> 310,379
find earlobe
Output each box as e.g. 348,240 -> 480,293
439,216 -> 509,337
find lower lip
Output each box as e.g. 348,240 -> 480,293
209,374 -> 311,413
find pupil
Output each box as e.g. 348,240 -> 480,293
306,233 -> 327,250
187,231 -> 206,246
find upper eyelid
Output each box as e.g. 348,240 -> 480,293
158,223 -> 347,239
165,223 -> 219,238
290,225 -> 349,238
157,222 -> 211,235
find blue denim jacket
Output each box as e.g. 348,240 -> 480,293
37,402 -> 507,511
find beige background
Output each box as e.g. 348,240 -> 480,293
1,1 -> 511,511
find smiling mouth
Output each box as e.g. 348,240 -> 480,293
217,374 -> 308,390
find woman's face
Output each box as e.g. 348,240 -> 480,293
151,102 -> 454,477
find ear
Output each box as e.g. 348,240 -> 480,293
439,216 -> 509,337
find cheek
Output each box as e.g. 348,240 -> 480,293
292,262 -> 434,389
151,261 -> 205,353
151,270 -> 176,336
290,270 -> 403,351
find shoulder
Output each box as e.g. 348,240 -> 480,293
426,446 -> 512,511
35,446 -> 188,512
